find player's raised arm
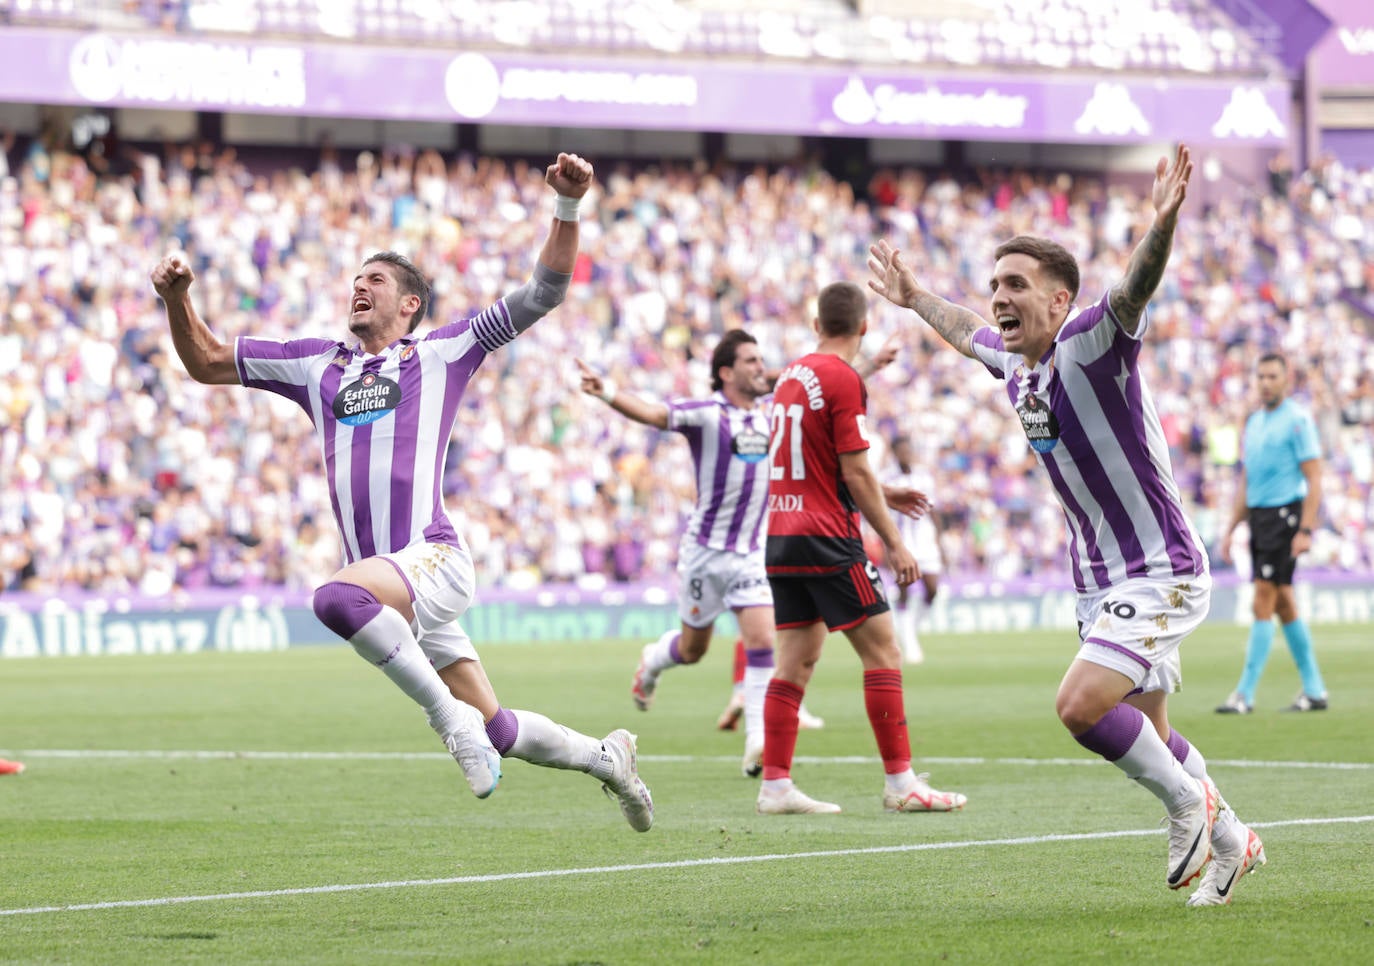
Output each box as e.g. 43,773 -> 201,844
1109,143 -> 1192,335
499,153 -> 594,337
867,241 -> 986,359
150,252 -> 239,385
575,358 -> 669,429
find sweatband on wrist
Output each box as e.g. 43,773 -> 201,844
599,380 -> 617,403
554,194 -> 582,222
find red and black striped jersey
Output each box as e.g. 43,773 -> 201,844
765,352 -> 872,575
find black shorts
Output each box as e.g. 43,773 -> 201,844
1248,500 -> 1303,586
769,560 -> 889,631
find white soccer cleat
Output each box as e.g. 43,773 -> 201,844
1283,691 -> 1328,712
600,729 -> 654,832
742,735 -> 763,778
756,783 -> 842,815
883,773 -> 967,812
1187,824 -> 1266,907
903,641 -> 925,665
796,704 -> 825,730
631,643 -> 658,711
1214,691 -> 1253,715
1166,778 -> 1218,890
441,704 -> 502,800
716,690 -> 745,731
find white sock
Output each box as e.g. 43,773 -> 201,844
884,768 -> 918,796
1172,734 -> 1241,843
643,629 -> 680,676
742,665 -> 771,746
1114,727 -> 1200,815
347,606 -> 464,732
506,709 -> 607,777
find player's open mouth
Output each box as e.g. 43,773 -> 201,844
998,315 -> 1020,333
352,297 -> 372,313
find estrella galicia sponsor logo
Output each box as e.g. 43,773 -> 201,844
333,371 -> 401,426
1017,392 -> 1060,453
733,427 -> 770,464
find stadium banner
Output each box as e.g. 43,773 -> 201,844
3,573 -> 1371,657
1311,0 -> 1374,86
0,27 -> 1290,145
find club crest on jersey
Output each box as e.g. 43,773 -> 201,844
1016,391 -> 1060,453
334,371 -> 402,426
732,427 -> 770,464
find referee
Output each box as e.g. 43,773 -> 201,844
1217,353 -> 1328,714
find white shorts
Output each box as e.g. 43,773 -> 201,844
1074,574 -> 1212,694
379,541 -> 479,670
899,515 -> 941,576
676,541 -> 773,629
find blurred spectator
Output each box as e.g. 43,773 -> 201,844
1,138 -> 1371,595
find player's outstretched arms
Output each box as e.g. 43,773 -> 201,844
149,252 -> 238,385
867,240 -> 985,359
1109,143 -> 1192,335
575,358 -> 669,429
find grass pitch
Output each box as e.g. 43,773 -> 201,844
2,623 -> 1371,964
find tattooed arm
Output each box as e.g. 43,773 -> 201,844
1109,144 -> 1193,335
867,240 -> 987,359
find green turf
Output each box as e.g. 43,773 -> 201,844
1,623 -> 1371,964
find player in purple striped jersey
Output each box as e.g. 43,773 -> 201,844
868,144 -> 1264,904
577,331 -> 778,778
150,153 -> 653,832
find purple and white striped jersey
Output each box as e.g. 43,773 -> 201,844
970,291 -> 1208,594
666,393 -> 772,555
235,302 -> 520,565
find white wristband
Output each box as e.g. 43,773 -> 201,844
599,380 -> 617,404
554,194 -> 582,222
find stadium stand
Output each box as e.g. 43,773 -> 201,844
1,123 -> 1371,595
2,0 -> 1284,76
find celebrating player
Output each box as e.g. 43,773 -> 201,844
150,153 -> 653,832
868,144 -> 1264,904
757,281 -> 966,815
578,331 -> 778,777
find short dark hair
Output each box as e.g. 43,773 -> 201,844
363,251 -> 431,332
993,235 -> 1081,302
816,281 -> 867,338
1257,352 -> 1287,370
710,329 -> 758,391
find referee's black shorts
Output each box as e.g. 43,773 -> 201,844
1248,499 -> 1303,586
770,560 -> 889,631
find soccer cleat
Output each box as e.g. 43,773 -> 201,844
1214,691 -> 1252,715
903,642 -> 925,665
756,783 -> 841,815
1187,825 -> 1266,907
599,729 -> 654,832
716,690 -> 744,731
883,773 -> 967,812
742,735 -> 763,778
631,643 -> 658,711
0,758 -> 25,776
441,704 -> 502,800
797,704 -> 825,730
1166,778 -> 1219,890
1283,691 -> 1328,712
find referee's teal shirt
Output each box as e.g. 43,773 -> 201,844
1241,399 -> 1321,508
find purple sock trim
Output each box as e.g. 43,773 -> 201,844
744,647 -> 775,669
1166,728 -> 1191,765
1074,703 -> 1145,763
667,631 -> 684,665
485,707 -> 518,757
312,581 -> 383,640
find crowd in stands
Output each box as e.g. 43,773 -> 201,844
2,126 -> 1372,598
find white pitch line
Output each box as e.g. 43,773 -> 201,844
2,814 -> 1371,919
4,749 -> 1373,771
